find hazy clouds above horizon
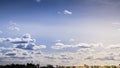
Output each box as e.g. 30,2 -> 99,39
1,0 -> 120,65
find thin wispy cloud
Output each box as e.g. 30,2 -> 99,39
8,21 -> 20,31
51,42 -> 102,50
63,10 -> 72,15
117,29 -> 120,31
112,22 -> 120,25
57,10 -> 72,15
69,38 -> 75,42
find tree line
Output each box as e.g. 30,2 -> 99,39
0,63 -> 54,68
0,63 -> 119,68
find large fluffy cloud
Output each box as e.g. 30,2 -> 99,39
6,34 -> 35,44
0,34 -> 46,62
2,34 -> 46,50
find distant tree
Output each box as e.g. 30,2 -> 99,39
36,64 -> 40,68
72,66 -> 75,68
104,66 -> 110,68
41,66 -> 48,68
66,66 -> 70,68
47,64 -> 54,68
91,66 -> 94,68
58,66 -> 64,68
84,64 -> 89,68
26,63 -> 36,68
111,65 -> 116,68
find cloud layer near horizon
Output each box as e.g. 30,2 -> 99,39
0,34 -> 120,65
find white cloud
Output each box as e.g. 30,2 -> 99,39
85,55 -> 115,61
0,47 -> 30,58
22,33 -> 31,39
57,10 -> 72,15
33,45 -> 46,50
95,56 -> 115,60
107,44 -> 120,49
0,34 -> 46,51
11,34 -> 46,50
6,34 -> 35,45
0,38 -> 5,42
5,51 -> 17,57
63,10 -> 72,15
1,36 -> 120,65
50,41 -> 120,65
0,34 -> 48,65
51,42 -> 103,50
51,42 -> 65,49
44,55 -> 56,59
58,54 -> 73,60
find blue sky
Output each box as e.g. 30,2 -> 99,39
1,0 -> 120,66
